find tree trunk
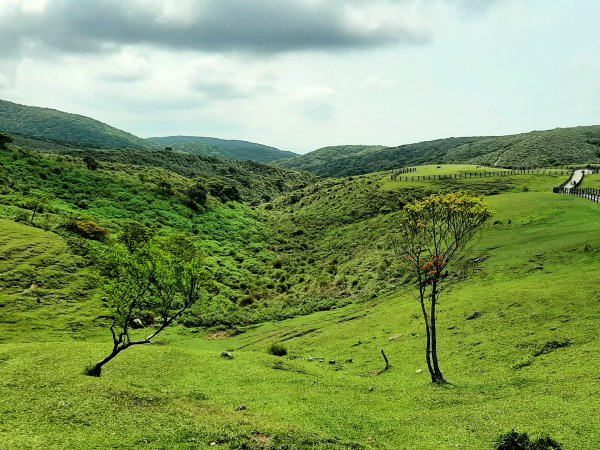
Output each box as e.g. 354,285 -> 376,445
430,285 -> 446,384
86,346 -> 124,377
419,298 -> 435,381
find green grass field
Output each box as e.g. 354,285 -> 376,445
397,164 -> 510,176
1,166 -> 599,449
579,173 -> 600,189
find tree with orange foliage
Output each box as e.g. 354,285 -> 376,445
396,192 -> 494,384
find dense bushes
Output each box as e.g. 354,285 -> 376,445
0,131 -> 13,150
267,343 -> 288,357
495,431 -> 562,450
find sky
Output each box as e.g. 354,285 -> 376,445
1,0 -> 599,154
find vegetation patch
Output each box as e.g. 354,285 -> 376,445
533,339 -> 572,357
267,343 -> 288,357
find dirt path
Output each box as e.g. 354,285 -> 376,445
565,169 -> 592,188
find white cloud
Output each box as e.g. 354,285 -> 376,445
290,86 -> 335,121
97,50 -> 153,82
343,2 -> 431,43
360,76 -> 398,91
187,57 -> 275,99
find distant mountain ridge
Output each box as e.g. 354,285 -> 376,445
146,136 -> 296,163
276,126 -> 600,177
0,99 -> 148,149
0,99 -> 294,163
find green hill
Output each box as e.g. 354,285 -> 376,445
0,99 -> 149,149
275,138 -> 487,176
0,100 -> 297,164
146,136 -> 297,163
50,147 -> 316,204
277,126 -> 600,177
445,125 -> 600,167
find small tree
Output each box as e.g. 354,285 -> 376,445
26,192 -> 50,223
83,155 -> 100,170
0,132 -> 13,150
186,181 -> 208,210
87,234 -> 209,376
395,192 -> 494,384
119,221 -> 155,254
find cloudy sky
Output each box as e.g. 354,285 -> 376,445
1,0 -> 599,153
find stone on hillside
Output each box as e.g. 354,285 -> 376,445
415,369 -> 423,374
131,318 -> 144,329
221,351 -> 234,360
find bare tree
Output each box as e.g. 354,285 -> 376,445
394,192 -> 494,384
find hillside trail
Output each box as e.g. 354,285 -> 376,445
565,168 -> 592,188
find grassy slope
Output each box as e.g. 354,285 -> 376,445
1,182 -> 599,448
579,172 -> 600,189
276,126 -> 600,178
0,99 -> 148,149
146,136 -> 297,163
0,146 -> 321,328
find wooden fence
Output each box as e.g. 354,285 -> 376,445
390,169 -> 568,182
553,187 -> 600,203
389,167 -> 416,180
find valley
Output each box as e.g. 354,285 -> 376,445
1,120 -> 599,448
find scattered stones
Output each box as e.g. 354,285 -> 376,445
328,360 -> 336,364
131,318 -> 145,329
345,358 -> 354,363
448,325 -> 456,330
220,351 -> 234,360
415,369 -> 423,374
210,442 -> 217,447
236,405 -> 247,411
368,387 -> 374,392
388,334 -> 402,341
466,311 -> 483,321
318,358 -> 324,363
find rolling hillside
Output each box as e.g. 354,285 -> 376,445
276,126 -> 600,177
275,138 -> 488,176
146,136 -> 296,163
54,147 -> 316,204
0,99 -> 149,149
0,99 -> 296,164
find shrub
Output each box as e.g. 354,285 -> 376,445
0,131 -> 13,150
83,155 -> 100,170
75,221 -> 109,240
64,219 -> 108,241
267,343 -> 288,357
495,430 -> 562,450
